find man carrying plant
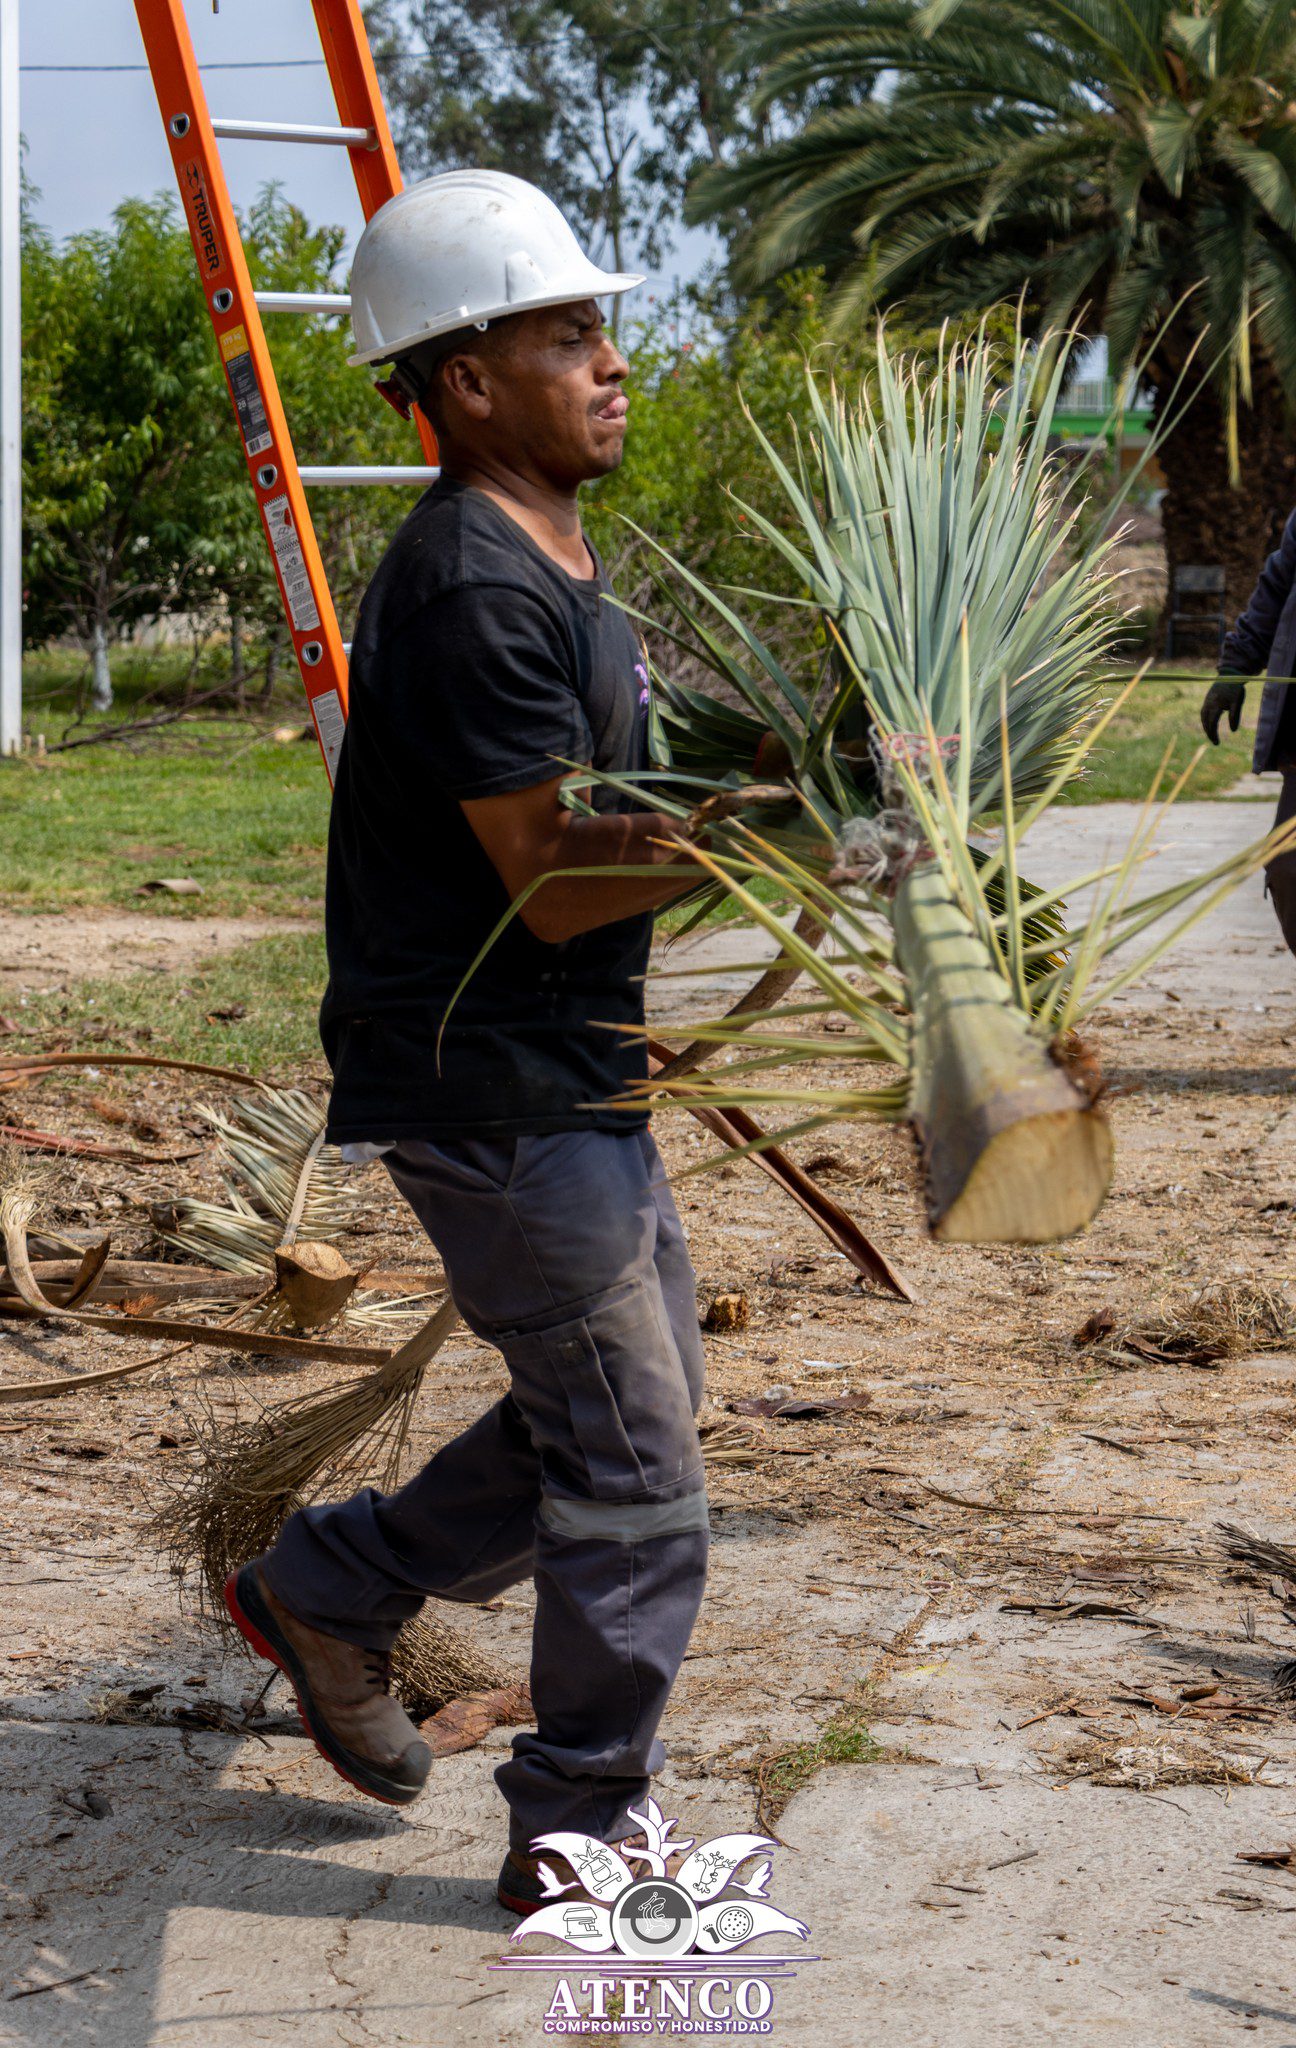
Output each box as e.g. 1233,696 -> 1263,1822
224,171 -> 709,1915
1201,508 -> 1296,952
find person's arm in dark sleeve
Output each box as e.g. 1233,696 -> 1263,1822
1202,507 -> 1296,741
1219,510 -> 1296,676
411,583 -> 698,942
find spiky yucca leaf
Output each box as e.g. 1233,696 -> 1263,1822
632,318 -> 1124,835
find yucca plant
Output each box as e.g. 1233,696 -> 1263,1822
599,322 -> 1292,1242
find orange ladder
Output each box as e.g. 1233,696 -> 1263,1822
132,0 -> 436,783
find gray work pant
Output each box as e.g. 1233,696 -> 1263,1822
1268,769 -> 1296,958
263,1126 -> 709,1850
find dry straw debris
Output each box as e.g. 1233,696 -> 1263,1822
1059,1739 -> 1268,1789
1076,1281 -> 1295,1369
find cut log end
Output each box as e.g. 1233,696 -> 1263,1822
932,1105 -> 1114,1244
272,1239 -> 360,1331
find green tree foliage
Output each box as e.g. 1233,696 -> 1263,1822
687,0 -> 1296,609
21,196 -> 254,706
19,190 -> 999,725
20,189 -> 419,709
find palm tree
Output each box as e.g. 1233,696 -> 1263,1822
688,0 -> 1296,615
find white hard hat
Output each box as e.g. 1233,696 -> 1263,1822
348,169 -> 644,367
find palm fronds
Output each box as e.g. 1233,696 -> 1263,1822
152,1296 -> 515,1718
154,1298 -> 458,1621
155,1088 -> 354,1274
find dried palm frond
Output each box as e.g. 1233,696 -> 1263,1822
1087,1282 -> 1295,1369
0,1142 -> 48,1242
152,1295 -> 518,1717
1215,1522 -> 1296,1697
582,319 -> 1296,1243
0,1148 -> 104,1314
153,1297 -> 460,1619
155,1088 -> 354,1274
1216,1522 -> 1296,1587
389,1612 -> 514,1721
699,1417 -> 771,1468
1060,1740 -> 1266,1789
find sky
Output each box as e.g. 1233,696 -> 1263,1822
17,0 -> 719,296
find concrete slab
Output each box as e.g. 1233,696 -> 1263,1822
774,1762 -> 1296,2047
1018,799 -> 1295,1017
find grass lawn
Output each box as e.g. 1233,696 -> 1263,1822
6,930 -> 330,1080
0,733 -> 329,918
1057,667 -> 1258,803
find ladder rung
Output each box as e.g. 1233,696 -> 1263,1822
255,291 -> 353,315
211,117 -> 374,148
298,466 -> 442,486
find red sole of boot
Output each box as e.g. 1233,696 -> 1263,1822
497,1887 -> 544,1918
223,1571 -> 408,1808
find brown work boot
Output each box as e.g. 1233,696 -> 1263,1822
497,1834 -> 683,1918
225,1561 -> 431,1806
497,1847 -> 601,1919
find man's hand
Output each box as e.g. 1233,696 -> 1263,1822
1200,678 -> 1246,745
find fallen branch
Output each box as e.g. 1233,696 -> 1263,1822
0,1121 -> 203,1164
0,1051 -> 262,1087
44,679 -> 249,753
0,1295 -> 392,1368
647,1038 -> 913,1301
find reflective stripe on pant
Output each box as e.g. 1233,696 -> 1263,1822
262,1126 -> 708,1849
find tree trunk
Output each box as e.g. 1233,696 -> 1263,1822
89,616 -> 113,713
258,621 -> 284,703
1153,356 -> 1296,637
229,607 -> 246,708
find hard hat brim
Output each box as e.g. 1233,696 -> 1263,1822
348,271 -> 646,367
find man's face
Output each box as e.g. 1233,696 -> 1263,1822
446,300 -> 630,488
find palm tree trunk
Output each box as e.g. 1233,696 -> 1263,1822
1153,358 -> 1296,634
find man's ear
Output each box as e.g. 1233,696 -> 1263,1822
442,350 -> 493,422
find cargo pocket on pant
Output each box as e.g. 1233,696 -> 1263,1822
496,1277 -> 702,1504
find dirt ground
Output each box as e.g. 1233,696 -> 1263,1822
0,913 -> 303,995
3,795 -> 1296,2045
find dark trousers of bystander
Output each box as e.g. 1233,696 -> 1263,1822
1267,769 -> 1296,957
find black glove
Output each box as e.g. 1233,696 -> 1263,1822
1200,678 -> 1246,745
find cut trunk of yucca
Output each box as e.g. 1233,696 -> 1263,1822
894,864 -> 1111,1241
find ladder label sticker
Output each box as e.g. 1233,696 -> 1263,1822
220,328 -> 274,459
180,160 -> 224,278
311,689 -> 346,783
263,496 -> 321,633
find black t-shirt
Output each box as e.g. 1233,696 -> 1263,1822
320,476 -> 654,1142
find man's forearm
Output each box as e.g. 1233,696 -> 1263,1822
521,809 -> 699,941
460,776 -> 708,943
